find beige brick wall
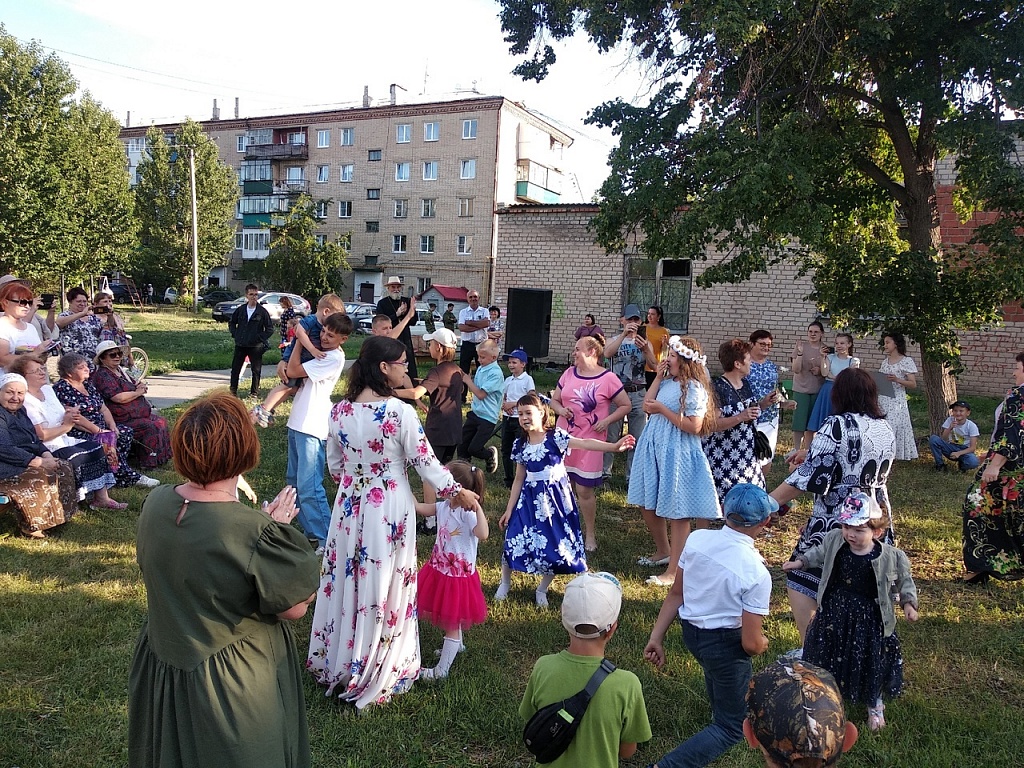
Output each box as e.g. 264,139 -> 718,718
494,206 -> 1024,398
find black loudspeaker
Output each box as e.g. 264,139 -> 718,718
505,288 -> 552,357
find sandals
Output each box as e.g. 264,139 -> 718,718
637,555 -> 670,567
90,498 -> 128,510
646,574 -> 674,587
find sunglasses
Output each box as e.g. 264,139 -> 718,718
6,298 -> 33,306
104,350 -> 123,358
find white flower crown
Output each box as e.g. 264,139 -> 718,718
668,335 -> 707,366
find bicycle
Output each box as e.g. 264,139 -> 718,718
122,335 -> 149,381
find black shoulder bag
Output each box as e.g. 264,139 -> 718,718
523,659 -> 616,764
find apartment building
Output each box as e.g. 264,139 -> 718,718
120,94 -> 573,301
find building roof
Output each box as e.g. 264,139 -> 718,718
425,284 -> 468,301
497,202 -> 601,215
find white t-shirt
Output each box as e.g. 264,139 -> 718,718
24,385 -> 79,451
0,319 -> 42,357
502,372 -> 536,417
941,416 -> 980,447
678,526 -> 771,629
287,348 -> 345,439
458,306 -> 490,344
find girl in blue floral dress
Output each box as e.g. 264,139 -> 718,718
497,393 -> 634,607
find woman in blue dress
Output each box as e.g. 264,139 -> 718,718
807,333 -> 859,432
628,336 -> 720,586
496,393 -> 634,607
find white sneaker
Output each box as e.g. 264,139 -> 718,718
494,582 -> 510,601
135,475 -> 160,488
535,590 -> 549,608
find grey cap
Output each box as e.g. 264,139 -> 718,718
622,303 -> 642,320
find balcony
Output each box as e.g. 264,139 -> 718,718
244,143 -> 308,161
516,159 -> 563,203
274,180 -> 308,195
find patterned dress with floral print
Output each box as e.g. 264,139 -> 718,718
57,311 -> 103,360
554,367 -> 623,486
702,376 -> 766,504
878,355 -> 919,460
963,384 -> 1024,578
307,397 -> 462,710
503,428 -> 587,575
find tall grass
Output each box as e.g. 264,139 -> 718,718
2,352 -> 1022,766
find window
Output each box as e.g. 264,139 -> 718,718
395,162 -> 410,181
340,164 -> 354,182
239,160 -> 271,181
237,229 -> 271,258
338,233 -> 351,249
127,137 -> 147,153
625,257 -> 693,332
245,128 -> 272,147
424,122 -> 439,142
462,119 -> 477,140
287,131 -> 306,145
367,188 -> 381,200
458,197 -> 474,217
340,127 -> 354,146
338,200 -> 352,218
457,235 -> 473,255
316,165 -> 329,183
416,277 -> 432,294
236,135 -> 247,153
392,235 -> 407,253
460,159 -> 476,179
394,199 -> 408,218
315,201 -> 328,219
317,130 -> 330,148
366,221 -> 379,233
421,198 -> 435,218
422,161 -> 438,181
315,234 -> 327,246
368,149 -> 382,162
396,124 -> 411,143
420,235 -> 435,254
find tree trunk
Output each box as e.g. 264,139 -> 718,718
919,355 -> 958,436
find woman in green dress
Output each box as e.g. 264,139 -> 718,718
128,392 -> 320,768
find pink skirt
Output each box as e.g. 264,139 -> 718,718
417,563 -> 488,632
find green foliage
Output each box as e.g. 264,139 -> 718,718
499,0 -> 1024,377
0,27 -> 136,287
248,194 -> 349,303
133,119 -> 238,296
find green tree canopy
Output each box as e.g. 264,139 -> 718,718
244,195 -> 348,302
499,0 -> 1024,428
0,27 -> 136,288
133,119 -> 237,299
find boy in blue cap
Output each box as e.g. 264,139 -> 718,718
643,483 -> 775,768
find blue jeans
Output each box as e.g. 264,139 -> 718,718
286,428 -> 330,546
604,389 -> 647,476
928,435 -> 980,471
656,622 -> 750,768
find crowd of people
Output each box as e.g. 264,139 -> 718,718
9,276 -> 1017,768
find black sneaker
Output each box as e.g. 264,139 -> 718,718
931,464 -> 948,472
486,446 -> 499,473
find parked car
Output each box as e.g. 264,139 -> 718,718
357,303 -> 441,337
199,289 -> 238,308
163,287 -> 178,304
106,284 -> 135,303
212,292 -> 311,322
347,302 -> 377,333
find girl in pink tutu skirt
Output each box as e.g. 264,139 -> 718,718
415,460 -> 489,680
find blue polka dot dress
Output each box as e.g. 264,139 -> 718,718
627,379 -> 721,520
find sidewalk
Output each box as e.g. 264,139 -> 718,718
146,369 -> 232,410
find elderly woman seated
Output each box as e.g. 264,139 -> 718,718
8,356 -> 126,510
90,341 -> 170,469
0,373 -> 78,538
53,353 -> 159,488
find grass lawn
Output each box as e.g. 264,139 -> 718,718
2,336 -> 1023,766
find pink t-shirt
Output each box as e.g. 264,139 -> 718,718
555,367 -> 623,486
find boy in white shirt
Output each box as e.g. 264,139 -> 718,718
928,400 -> 980,473
285,312 -> 351,548
500,348 -> 536,488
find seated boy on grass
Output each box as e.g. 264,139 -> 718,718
927,399 -> 980,473
520,572 -> 651,768
251,293 -> 345,427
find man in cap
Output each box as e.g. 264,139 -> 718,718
376,276 -> 418,379
520,572 -> 651,768
744,660 -> 858,767
643,483 -> 775,768
602,303 -> 656,481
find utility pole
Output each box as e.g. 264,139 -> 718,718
188,147 -> 199,315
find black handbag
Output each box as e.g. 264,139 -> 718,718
523,659 -> 616,763
754,429 -> 772,460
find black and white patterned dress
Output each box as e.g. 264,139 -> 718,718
702,376 -> 765,504
784,412 -> 896,597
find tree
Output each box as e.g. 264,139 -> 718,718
244,195 -> 349,302
0,27 -> 136,287
133,119 -> 237,300
499,1 -> 1024,431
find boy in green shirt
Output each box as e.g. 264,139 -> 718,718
520,572 -> 652,767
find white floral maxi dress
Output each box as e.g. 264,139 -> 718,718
307,397 -> 462,710
878,356 -> 919,460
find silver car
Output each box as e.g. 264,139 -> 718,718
212,292 -> 311,322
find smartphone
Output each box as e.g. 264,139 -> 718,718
92,306 -> 110,315
39,293 -> 55,310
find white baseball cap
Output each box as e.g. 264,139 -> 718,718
423,328 -> 458,348
561,572 -> 622,639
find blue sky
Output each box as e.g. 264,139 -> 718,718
3,0 -> 653,200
